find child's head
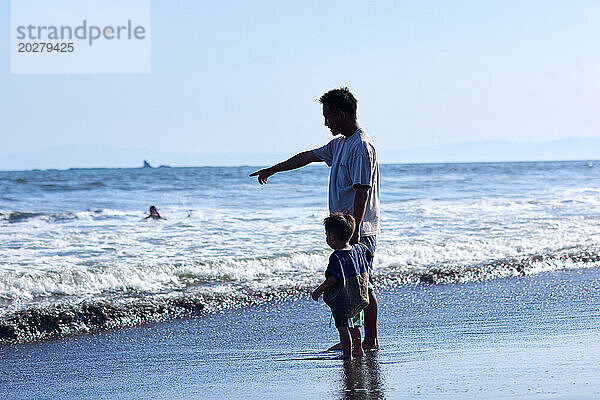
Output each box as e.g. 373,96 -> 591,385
324,212 -> 355,248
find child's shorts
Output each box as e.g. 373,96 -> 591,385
334,310 -> 364,328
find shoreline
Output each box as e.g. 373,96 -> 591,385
2,267 -> 600,399
4,247 -> 600,346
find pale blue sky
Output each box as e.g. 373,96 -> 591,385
1,0 -> 599,167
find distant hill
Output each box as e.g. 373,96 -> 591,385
0,138 -> 598,171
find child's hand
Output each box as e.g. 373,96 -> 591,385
311,288 -> 321,301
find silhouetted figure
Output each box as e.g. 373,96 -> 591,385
145,206 -> 164,220
251,87 -> 380,350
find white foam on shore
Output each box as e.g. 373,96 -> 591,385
2,229 -> 600,307
2,163 -> 600,314
2,189 -> 600,307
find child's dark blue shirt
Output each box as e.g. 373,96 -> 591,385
325,243 -> 372,282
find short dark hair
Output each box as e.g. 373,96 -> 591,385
323,212 -> 356,242
319,87 -> 357,119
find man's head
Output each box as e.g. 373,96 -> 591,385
324,212 -> 356,248
319,87 -> 358,136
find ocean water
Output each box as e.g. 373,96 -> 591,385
1,161 -> 600,343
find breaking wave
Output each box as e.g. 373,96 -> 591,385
0,209 -> 132,224
2,248 -> 599,344
378,249 -> 600,286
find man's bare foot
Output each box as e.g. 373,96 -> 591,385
327,342 -> 342,351
362,338 -> 379,350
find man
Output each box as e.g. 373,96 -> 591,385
250,87 -> 380,350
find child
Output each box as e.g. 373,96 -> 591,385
312,213 -> 371,359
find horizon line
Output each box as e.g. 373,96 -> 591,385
1,158 -> 598,173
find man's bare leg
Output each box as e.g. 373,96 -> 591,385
363,289 -> 379,349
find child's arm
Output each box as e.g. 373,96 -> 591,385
311,275 -> 338,301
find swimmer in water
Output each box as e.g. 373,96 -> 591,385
145,206 -> 165,220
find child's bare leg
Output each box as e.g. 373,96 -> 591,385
350,327 -> 363,356
337,326 -> 352,359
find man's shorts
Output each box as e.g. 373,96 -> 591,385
334,310 -> 364,328
359,235 -> 377,286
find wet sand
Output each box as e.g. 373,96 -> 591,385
2,267 -> 600,399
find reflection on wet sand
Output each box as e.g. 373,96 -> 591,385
340,352 -> 385,399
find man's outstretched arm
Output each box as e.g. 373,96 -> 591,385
249,150 -> 321,184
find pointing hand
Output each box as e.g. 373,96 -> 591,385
249,168 -> 274,185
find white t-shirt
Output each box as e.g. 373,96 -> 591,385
313,129 -> 380,236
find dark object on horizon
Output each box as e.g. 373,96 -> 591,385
158,165 -> 172,168
145,206 -> 164,220
143,160 -> 152,168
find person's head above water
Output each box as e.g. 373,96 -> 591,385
319,87 -> 359,137
324,212 -> 356,249
147,206 -> 161,219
